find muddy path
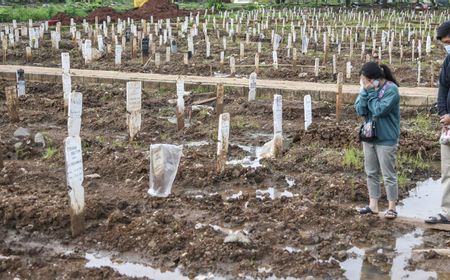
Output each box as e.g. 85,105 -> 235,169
0,80 -> 449,279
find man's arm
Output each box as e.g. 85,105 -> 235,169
438,57 -> 450,116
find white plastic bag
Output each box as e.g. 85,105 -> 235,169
440,127 -> 450,145
148,144 -> 183,197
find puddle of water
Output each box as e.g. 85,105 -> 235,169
397,178 -> 441,219
226,144 -> 263,168
85,252 -> 189,280
256,187 -> 295,200
340,247 -> 365,280
284,246 -> 302,254
159,116 -> 190,127
249,132 -> 273,139
227,191 -> 243,200
194,273 -> 227,280
339,178 -> 444,280
285,177 -> 296,188
391,229 -> 436,280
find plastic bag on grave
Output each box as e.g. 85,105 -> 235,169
148,144 -> 183,198
92,48 -> 104,61
260,134 -> 283,159
260,139 -> 274,159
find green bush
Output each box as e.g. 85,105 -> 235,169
0,5 -> 62,22
207,0 -> 225,11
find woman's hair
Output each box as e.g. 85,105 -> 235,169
360,62 -> 399,87
437,20 -> 450,41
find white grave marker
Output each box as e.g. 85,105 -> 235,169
248,72 -> 257,101
64,136 -> 85,236
304,95 -> 312,130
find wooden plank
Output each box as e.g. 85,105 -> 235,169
378,213 -> 450,231
0,65 -> 437,102
193,97 -> 217,105
413,249 -> 450,256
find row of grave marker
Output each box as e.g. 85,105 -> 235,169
0,8 -> 443,85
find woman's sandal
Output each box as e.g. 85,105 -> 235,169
425,214 -> 450,224
384,209 -> 398,219
358,206 -> 378,215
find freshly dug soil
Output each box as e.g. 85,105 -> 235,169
51,0 -> 190,25
0,80 -> 447,279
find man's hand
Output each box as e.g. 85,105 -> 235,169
440,114 -> 450,126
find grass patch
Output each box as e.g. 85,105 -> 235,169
231,115 -> 260,130
42,146 -> 58,160
397,152 -> 430,171
342,147 -> 364,171
397,172 -> 410,191
198,108 -> 211,119
112,139 -> 127,149
411,112 -> 434,133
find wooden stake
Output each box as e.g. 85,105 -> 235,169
336,73 -> 343,123
216,83 -> 224,115
5,86 -> 19,122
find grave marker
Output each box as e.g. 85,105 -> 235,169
64,134 -> 85,237
115,44 -> 122,65
304,95 -> 312,130
216,113 -> 230,174
5,86 -> 18,122
273,94 -> 283,157
16,69 -> 25,97
68,91 -> 82,137
176,78 -> 185,131
248,72 -> 257,101
126,81 -> 142,140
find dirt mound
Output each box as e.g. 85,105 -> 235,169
51,12 -> 74,25
128,0 -> 190,20
84,7 -> 121,23
52,0 -> 190,25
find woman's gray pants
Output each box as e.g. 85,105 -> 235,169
362,142 -> 398,201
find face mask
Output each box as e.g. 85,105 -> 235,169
445,45 -> 450,55
360,79 -> 364,88
372,80 -> 380,88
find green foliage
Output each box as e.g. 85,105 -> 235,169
411,112 -> 433,133
0,5 -> 60,22
42,146 -> 58,160
63,5 -> 88,18
397,152 -> 430,171
198,108 -> 210,119
207,0 -> 225,11
397,172 -> 409,191
342,147 -> 364,171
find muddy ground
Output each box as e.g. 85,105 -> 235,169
0,80 -> 449,279
2,24 -> 444,88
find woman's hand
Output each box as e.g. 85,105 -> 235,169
361,77 -> 375,90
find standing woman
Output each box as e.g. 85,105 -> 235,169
354,62 -> 400,219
